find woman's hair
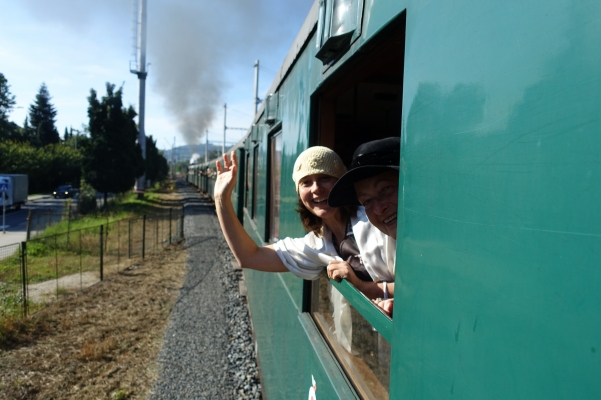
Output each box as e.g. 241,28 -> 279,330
295,198 -> 353,237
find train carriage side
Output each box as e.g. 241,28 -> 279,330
192,0 -> 601,398
394,1 -> 601,398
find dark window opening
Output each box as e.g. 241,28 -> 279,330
236,148 -> 246,223
251,145 -> 259,220
315,13 -> 405,166
267,132 -> 283,242
245,152 -> 251,210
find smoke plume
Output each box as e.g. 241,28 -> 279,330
149,0 -> 312,146
19,0 -> 312,146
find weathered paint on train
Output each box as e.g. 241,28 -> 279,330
188,0 -> 601,398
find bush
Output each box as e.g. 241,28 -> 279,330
78,179 -> 97,215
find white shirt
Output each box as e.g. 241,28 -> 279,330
272,207 -> 395,281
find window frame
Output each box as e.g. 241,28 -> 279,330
266,128 -> 283,243
251,144 -> 259,220
244,151 -> 251,210
330,279 -> 392,341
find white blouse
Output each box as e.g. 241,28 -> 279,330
272,207 -> 396,282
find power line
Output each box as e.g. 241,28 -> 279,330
228,107 -> 253,118
259,63 -> 278,75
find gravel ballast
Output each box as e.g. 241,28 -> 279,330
150,184 -> 261,400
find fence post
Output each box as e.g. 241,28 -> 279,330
155,218 -> 158,253
67,201 -> 71,247
128,220 -> 131,259
99,225 -> 104,281
26,210 -> 32,240
169,208 -> 173,244
21,241 -> 28,317
142,215 -> 146,259
79,230 -> 83,290
180,207 -> 184,240
55,235 -> 59,299
117,220 -> 120,269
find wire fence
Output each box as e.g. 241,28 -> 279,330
0,208 -> 184,322
25,200 -> 80,240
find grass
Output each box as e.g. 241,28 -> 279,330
40,186 -> 180,238
0,283 -> 23,320
0,181 -> 182,327
0,244 -> 188,398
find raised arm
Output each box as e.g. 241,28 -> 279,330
214,152 -> 288,273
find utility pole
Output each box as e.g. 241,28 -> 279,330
222,106 -> 248,154
172,137 -> 175,179
223,103 -> 227,155
131,0 -> 148,198
254,60 -> 260,115
205,129 -> 208,163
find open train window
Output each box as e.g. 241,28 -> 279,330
267,131 -> 283,242
310,12 -> 405,400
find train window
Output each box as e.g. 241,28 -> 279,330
310,12 -> 406,399
312,273 -> 390,399
268,132 -> 283,242
245,152 -> 251,209
251,144 -> 259,220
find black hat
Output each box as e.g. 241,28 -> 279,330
328,137 -> 400,207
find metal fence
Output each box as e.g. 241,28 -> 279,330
26,200 -> 80,240
0,208 -> 184,321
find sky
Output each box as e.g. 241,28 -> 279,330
0,0 -> 313,152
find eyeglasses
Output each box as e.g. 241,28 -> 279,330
359,184 -> 397,210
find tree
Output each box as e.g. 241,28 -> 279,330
145,135 -> 169,184
63,127 -> 82,149
0,73 -> 18,140
0,141 -> 82,193
20,116 -> 39,145
83,83 -> 144,205
28,83 -> 60,146
0,73 -> 16,122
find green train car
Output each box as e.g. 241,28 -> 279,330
188,0 -> 601,398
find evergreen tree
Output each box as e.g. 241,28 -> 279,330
20,116 -> 39,145
145,135 -> 169,184
0,73 -> 17,140
0,73 -> 16,122
28,83 -> 60,146
83,83 -> 144,204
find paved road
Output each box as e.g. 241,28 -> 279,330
0,195 -> 69,248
